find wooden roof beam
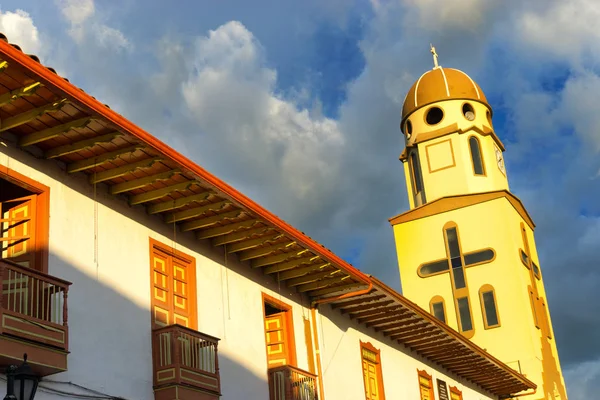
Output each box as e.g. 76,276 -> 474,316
181,210 -> 243,232
129,181 -> 196,205
262,255 -> 319,274
89,157 -> 162,184
212,226 -> 272,246
46,131 -> 122,158
68,144 -> 144,173
285,268 -> 339,287
365,314 -> 417,328
340,300 -> 395,315
0,61 -> 8,72
357,309 -> 410,325
384,323 -> 434,338
398,330 -> 445,344
252,250 -> 311,268
408,337 -> 455,351
330,294 -> 386,310
297,275 -> 349,293
350,304 -> 402,319
148,191 -> 213,214
196,219 -> 258,240
0,82 -> 42,107
238,241 -> 296,261
4,99 -> 69,134
225,232 -> 282,253
277,262 -> 330,281
418,343 -> 460,357
308,282 -> 365,298
110,169 -> 181,195
165,200 -> 230,223
376,320 -> 429,334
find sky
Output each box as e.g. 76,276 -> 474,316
0,0 -> 599,398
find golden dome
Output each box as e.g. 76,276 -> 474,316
401,67 -> 490,122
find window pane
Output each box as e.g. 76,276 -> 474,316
420,260 -> 449,276
469,137 -> 484,175
446,228 -> 461,259
464,249 -> 494,265
482,291 -> 499,327
453,268 -> 466,289
520,250 -> 529,267
411,152 -> 424,193
532,262 -> 541,278
432,302 -> 446,323
457,297 -> 473,332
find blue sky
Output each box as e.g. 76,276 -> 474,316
1,0 -> 599,398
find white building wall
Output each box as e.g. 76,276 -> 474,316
1,143 -> 499,400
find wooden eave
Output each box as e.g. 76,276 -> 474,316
0,33 -> 370,302
388,190 -> 536,230
328,276 -> 536,397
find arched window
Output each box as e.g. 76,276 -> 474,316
409,151 -> 426,205
479,284 -> 500,329
429,296 -> 446,323
469,136 -> 485,176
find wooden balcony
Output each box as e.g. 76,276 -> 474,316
152,324 -> 221,400
268,365 -> 318,400
0,259 -> 71,376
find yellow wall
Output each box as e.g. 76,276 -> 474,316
392,196 -> 567,399
403,100 -> 509,207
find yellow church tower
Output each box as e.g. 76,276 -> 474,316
390,47 -> 568,399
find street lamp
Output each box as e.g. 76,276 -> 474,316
4,354 -> 39,400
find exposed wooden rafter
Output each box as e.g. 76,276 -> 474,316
3,98 -> 69,135
365,313 -> 415,328
0,82 -> 42,107
285,269 -> 339,287
46,131 -> 122,158
89,157 -> 162,184
330,295 -> 386,310
129,181 -> 195,206
196,220 -> 258,240
263,255 -> 318,274
0,61 -> 8,72
376,320 -> 428,333
237,241 -> 295,261
148,191 -> 213,214
110,170 -> 181,195
224,232 -> 282,253
251,250 -> 311,268
67,144 -> 143,173
276,262 -> 330,281
308,283 -> 364,298
297,276 -> 349,293
164,200 -> 230,224
340,300 -> 395,315
212,226 -> 271,246
181,210 -> 243,232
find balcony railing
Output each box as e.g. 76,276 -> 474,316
268,365 -> 318,400
152,324 -> 221,396
0,259 -> 70,350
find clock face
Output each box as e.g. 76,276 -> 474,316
494,145 -> 506,175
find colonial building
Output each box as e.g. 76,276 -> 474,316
0,33 -> 552,400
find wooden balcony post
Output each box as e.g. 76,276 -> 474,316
173,326 -> 182,384
62,286 -> 69,327
0,261 -> 4,309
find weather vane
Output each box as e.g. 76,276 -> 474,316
430,44 -> 439,69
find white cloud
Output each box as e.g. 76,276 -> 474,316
0,9 -> 41,54
58,0 -> 94,25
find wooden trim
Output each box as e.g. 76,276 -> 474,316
303,317 -> 315,374
417,369 -> 434,400
148,238 -> 198,330
468,135 -> 487,176
261,292 -> 297,367
425,138 -> 456,174
478,284 -> 501,329
540,297 -> 552,340
429,295 -> 446,323
310,308 -> 325,400
389,190 -> 535,230
0,163 -> 50,274
449,385 -> 463,400
360,340 -> 386,400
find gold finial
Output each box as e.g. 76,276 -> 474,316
430,44 -> 439,69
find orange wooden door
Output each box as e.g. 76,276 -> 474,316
151,248 -> 195,329
1,195 -> 37,269
265,312 -> 290,367
419,375 -> 433,400
363,358 -> 381,400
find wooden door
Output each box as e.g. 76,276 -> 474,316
150,247 -> 195,329
1,195 -> 37,269
265,312 -> 290,367
363,358 -> 381,400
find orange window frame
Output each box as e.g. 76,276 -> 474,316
262,292 -> 297,367
449,385 -> 463,400
360,341 -> 386,400
148,238 -> 198,330
417,369 -> 434,400
0,164 -> 49,273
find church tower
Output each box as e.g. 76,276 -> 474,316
390,48 -> 568,399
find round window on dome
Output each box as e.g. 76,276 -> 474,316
406,120 -> 413,135
462,103 -> 475,121
425,106 -> 444,125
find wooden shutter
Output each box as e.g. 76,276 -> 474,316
265,313 -> 290,367
0,195 -> 37,269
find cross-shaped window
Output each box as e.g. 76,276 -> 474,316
418,223 -> 495,336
